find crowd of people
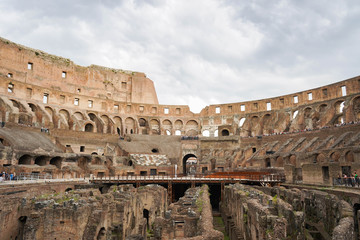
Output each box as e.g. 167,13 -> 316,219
336,173 -> 360,187
0,171 -> 15,182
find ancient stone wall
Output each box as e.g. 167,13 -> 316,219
221,183 -> 354,240
154,185 -> 223,240
0,182 -> 167,240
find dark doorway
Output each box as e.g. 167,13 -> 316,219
208,184 -> 221,211
322,166 -> 329,184
140,171 -> 147,176
173,183 -> 191,202
150,169 -> 157,176
85,123 -> 94,132
182,154 -> 197,175
221,129 -> 229,136
143,209 -> 149,229
265,158 -> 271,168
117,127 -> 121,135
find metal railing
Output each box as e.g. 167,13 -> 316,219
333,177 -> 360,187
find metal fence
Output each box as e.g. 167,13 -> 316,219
15,172 -> 53,180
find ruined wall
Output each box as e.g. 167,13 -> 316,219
154,185 -> 223,240
221,183 -> 354,240
0,182 -> 167,240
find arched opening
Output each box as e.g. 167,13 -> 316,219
97,227 -> 106,240
239,118 -> 246,127
330,152 -> 340,162
65,188 -> 73,192
211,158 -> 216,171
117,127 -> 121,135
78,156 -> 90,170
175,130 -> 181,136
166,130 -> 171,135
345,151 -> 354,162
92,157 -> 102,165
143,209 -> 150,229
128,160 -> 133,166
182,154 -> 197,175
221,129 -> 229,136
202,130 -> 210,137
50,157 -> 62,169
19,155 -> 32,165
139,118 -> 147,127
0,137 -> 11,147
151,148 -> 159,153
18,216 -> 27,240
85,123 -> 94,132
265,158 -> 271,168
34,156 -> 47,166
88,113 -> 103,133
275,156 -> 283,167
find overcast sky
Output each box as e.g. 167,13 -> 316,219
1,0 -> 359,113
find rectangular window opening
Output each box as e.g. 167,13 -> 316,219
26,88 -> 32,98
266,102 -> 271,111
27,62 -> 33,70
164,108 -> 169,114
43,93 -> 49,104
114,105 -> 119,112
7,83 -> 14,93
293,95 -> 298,104
62,71 -> 66,78
126,105 -> 131,112
121,82 -> 127,89
279,98 -> 284,104
240,105 -> 245,112
253,102 -> 258,110
322,88 -> 328,96
308,92 -> 313,101
74,98 -> 79,106
139,106 -> 144,112
151,107 -> 157,114
215,107 -> 220,114
80,146 -> 85,152
341,85 -> 347,96
228,105 -> 233,112
176,108 -> 181,114
7,73 -> 13,78
88,100 -> 93,108
60,95 -> 65,104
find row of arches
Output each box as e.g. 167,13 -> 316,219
0,98 -> 200,136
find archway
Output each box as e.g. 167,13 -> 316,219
85,123 -> 94,132
19,155 -> 32,165
221,129 -> 229,136
34,156 -> 47,166
143,209 -> 150,229
50,157 -> 62,169
182,154 -> 197,175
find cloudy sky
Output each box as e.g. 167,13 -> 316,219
1,0 -> 359,112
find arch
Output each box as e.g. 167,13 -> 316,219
18,114 -> 30,124
289,155 -> 296,166
345,151 -> 354,163
28,103 -> 37,112
73,112 -> 84,120
150,119 -> 160,135
239,118 -> 246,127
34,156 -> 48,166
319,104 -> 328,113
174,120 -> 183,129
162,119 -> 172,134
88,113 -> 103,133
10,99 -> 20,109
143,209 -> 150,229
85,123 -> 94,132
292,110 -> 299,119
183,154 -> 197,174
352,96 -> 360,120
97,227 -> 106,240
335,100 -> 345,114
101,115 -> 113,134
202,130 -> 210,137
316,153 -> 326,163
262,114 -> 272,135
125,117 -> 136,134
50,157 -> 62,169
221,129 -> 230,136
78,156 -> 90,170
175,130 -> 181,136
0,137 -> 11,147
165,129 -> 171,135
113,116 -> 123,136
19,155 -> 32,165
330,152 -> 340,162
185,120 -> 198,136
304,107 -> 312,118
139,118 -> 147,127
275,156 -> 283,167
59,109 -> 71,129
92,157 -> 102,165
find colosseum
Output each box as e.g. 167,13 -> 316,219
1,37 -> 360,239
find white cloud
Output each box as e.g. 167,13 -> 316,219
0,0 -> 360,113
